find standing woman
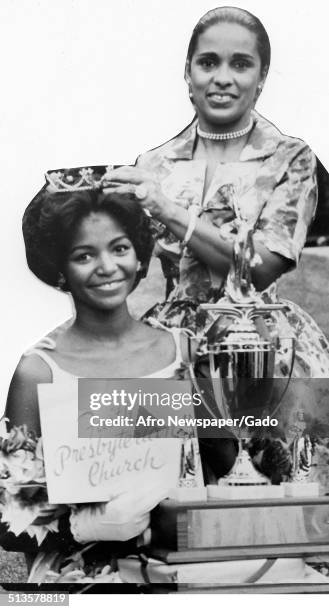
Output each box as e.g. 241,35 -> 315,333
106,6 -> 329,377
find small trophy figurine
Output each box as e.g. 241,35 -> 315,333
284,411 -> 319,497
169,434 -> 207,502
178,435 -> 197,488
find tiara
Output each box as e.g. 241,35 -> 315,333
45,165 -> 117,193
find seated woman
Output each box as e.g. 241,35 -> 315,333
3,167 -> 200,580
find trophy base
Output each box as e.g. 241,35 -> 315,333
207,484 -> 285,500
283,482 -> 320,498
168,487 -> 208,502
214,448 -> 270,490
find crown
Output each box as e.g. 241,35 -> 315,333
45,165 -> 117,193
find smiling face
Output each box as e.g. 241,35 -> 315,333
64,211 -> 139,312
187,22 -> 265,131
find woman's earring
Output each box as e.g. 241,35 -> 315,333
185,71 -> 195,104
57,272 -> 67,291
136,262 -> 142,272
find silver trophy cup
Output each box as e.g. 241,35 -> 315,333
189,199 -> 295,491
192,302 -> 295,488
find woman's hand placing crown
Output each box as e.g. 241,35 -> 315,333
103,166 -> 174,222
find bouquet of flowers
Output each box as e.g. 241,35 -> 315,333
0,424 -> 67,545
0,424 -> 128,585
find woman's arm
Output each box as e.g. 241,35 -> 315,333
253,144 -> 318,289
156,200 -> 290,291
70,481 -> 169,544
104,167 -> 293,290
5,354 -> 52,436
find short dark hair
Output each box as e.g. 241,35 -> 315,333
22,188 -> 154,290
186,6 -> 271,77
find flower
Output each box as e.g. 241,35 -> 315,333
26,520 -> 59,546
0,448 -> 45,485
0,425 -> 37,454
1,497 -> 43,535
0,427 -> 65,545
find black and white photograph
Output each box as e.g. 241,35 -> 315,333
1,0 -> 329,604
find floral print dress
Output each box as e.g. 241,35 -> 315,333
137,111 -> 329,378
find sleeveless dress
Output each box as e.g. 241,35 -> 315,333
27,326 -> 186,380
22,327 -> 205,583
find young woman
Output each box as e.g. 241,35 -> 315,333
4,167 -> 197,568
104,6 -> 329,378
7,169 -> 191,435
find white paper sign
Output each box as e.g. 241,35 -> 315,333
38,379 -> 181,504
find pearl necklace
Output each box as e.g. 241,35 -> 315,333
197,118 -> 254,141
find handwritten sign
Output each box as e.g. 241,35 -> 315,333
38,379 -> 182,504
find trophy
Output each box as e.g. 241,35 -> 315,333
190,202 -> 296,499
284,412 -> 320,497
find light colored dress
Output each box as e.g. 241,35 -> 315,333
21,328 -> 202,583
137,111 -> 329,377
27,326 -> 187,381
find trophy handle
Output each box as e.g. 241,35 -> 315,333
188,332 -> 231,424
268,338 -> 296,419
209,354 -> 230,420
188,362 -> 218,420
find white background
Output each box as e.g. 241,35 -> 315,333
1,0 -> 328,418
0,0 -> 328,608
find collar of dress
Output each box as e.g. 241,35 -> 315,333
166,110 -> 286,162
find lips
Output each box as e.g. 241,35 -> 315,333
207,92 -> 237,105
89,280 -> 125,291
207,92 -> 237,98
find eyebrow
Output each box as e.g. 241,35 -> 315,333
196,51 -> 255,60
231,52 -> 255,60
69,234 -> 130,254
196,51 -> 218,58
